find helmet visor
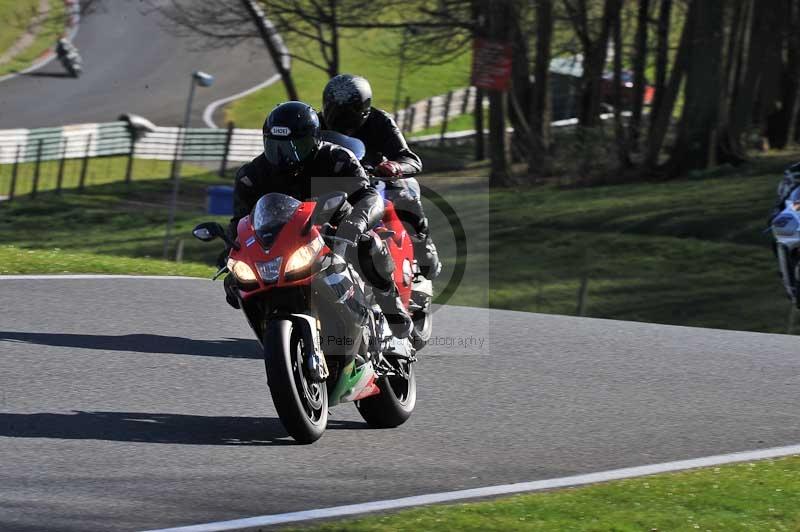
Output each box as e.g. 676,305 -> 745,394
264,136 -> 317,169
324,103 -> 370,133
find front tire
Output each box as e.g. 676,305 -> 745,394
356,360 -> 416,428
263,319 -> 327,443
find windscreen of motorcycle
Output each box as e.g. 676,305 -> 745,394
252,193 -> 302,248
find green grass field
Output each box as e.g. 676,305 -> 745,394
0,156 -> 208,197
291,456 -> 800,531
0,158 -> 225,275
225,23 -> 471,128
0,0 -> 65,77
0,0 -> 39,56
1,147 -> 797,336
423,149 -> 797,335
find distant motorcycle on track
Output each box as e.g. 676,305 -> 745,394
770,163 -> 800,308
56,38 -> 82,78
192,133 -> 434,444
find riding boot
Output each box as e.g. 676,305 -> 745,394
374,286 -> 413,339
412,231 -> 442,279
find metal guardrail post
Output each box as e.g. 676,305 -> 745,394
475,88 -> 485,161
79,134 -> 92,191
402,96 -> 412,132
460,87 -> 471,115
56,138 -> 67,194
219,122 -> 234,177
424,98 -> 433,130
31,139 -> 43,198
9,145 -> 20,201
125,128 -> 135,185
164,126 -> 184,259
440,91 -> 453,144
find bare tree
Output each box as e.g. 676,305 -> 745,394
154,0 -> 298,100
628,0 -> 649,151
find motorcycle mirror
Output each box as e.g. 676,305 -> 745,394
302,192 -> 349,236
193,227 -> 214,241
192,221 -> 240,250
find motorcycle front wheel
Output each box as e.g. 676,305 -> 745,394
356,358 -> 416,428
263,319 -> 328,443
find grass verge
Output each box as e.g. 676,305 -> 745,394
225,24 -> 471,128
420,147 -> 798,335
0,0 -> 39,57
0,0 -> 66,77
288,455 -> 800,531
1,148 -> 797,336
0,156 -> 208,197
0,163 -> 227,276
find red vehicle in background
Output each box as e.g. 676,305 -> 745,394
601,70 -> 655,109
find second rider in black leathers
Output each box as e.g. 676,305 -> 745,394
227,101 -> 413,338
320,74 -> 441,278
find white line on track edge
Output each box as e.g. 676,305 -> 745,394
202,74 -> 281,129
142,443 -> 800,532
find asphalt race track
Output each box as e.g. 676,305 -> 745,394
0,0 -> 277,129
0,277 -> 798,531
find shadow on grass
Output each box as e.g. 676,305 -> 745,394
0,411 -> 367,446
0,331 -> 261,359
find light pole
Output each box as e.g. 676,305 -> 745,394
164,70 -> 214,259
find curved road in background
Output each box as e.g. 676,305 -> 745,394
0,0 -> 277,129
0,277 -> 798,531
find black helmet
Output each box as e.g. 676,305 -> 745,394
322,74 -> 372,134
263,101 -> 321,173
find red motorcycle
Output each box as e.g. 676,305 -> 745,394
192,137 -> 434,443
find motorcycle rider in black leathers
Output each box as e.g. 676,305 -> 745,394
226,101 -> 414,338
320,74 -> 441,279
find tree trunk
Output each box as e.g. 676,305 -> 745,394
508,4 -> 531,164
649,0 -> 672,127
475,88 -> 486,160
765,0 -> 799,149
629,0 -> 650,152
528,0 -> 553,178
243,0 -> 298,100
645,12 -> 689,171
576,0 -> 621,128
612,0 -> 631,169
487,0 -> 512,186
726,0 -> 774,156
716,0 -> 750,164
667,0 -> 726,175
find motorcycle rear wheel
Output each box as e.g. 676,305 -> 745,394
263,319 -> 328,443
356,359 -> 416,428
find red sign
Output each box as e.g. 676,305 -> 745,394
471,38 -> 513,91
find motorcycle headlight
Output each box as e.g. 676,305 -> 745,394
256,257 -> 282,283
227,258 -> 257,283
285,236 -> 324,274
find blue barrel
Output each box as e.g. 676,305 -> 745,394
207,185 -> 234,215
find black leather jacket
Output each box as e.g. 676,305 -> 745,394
321,108 -> 422,177
230,141 -> 383,238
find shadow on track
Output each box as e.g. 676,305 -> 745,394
22,71 -> 75,78
0,411 -> 367,446
0,331 -> 261,359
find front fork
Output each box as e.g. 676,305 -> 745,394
777,244 -> 799,304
